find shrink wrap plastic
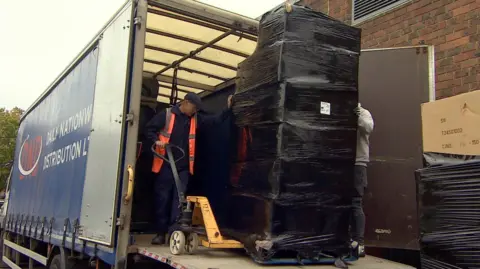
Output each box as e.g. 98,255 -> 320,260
224,4 -> 361,260
417,161 -> 480,269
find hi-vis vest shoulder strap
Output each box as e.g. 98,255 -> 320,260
152,108 -> 197,175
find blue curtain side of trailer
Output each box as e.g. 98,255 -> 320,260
9,48 -> 99,235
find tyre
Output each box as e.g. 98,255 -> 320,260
186,233 -> 199,254
49,255 -> 62,269
169,231 -> 186,255
49,253 -> 78,269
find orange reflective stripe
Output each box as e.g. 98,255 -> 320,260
231,127 -> 251,185
188,115 -> 197,175
167,112 -> 176,133
152,109 -> 175,173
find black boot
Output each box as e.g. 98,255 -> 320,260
151,234 -> 166,245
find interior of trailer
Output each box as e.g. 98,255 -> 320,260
131,0 -> 258,234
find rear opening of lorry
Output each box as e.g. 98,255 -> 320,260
129,0 -> 262,266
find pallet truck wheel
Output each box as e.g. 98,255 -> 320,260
170,231 -> 186,255
186,233 -> 199,254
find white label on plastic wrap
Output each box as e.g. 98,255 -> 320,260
320,102 -> 331,115
375,229 -> 392,234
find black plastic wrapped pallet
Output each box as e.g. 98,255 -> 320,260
227,4 -> 361,260
236,6 -> 360,94
417,161 -> 480,269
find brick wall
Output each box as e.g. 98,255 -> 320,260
299,0 -> 480,99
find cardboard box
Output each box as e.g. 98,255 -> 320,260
422,91 -> 480,155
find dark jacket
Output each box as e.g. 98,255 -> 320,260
145,105 -> 232,172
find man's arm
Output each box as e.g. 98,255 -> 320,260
197,108 -> 233,129
145,110 -> 166,144
197,95 -> 233,128
358,108 -> 374,134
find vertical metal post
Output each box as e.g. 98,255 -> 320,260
28,238 -> 34,269
115,0 -> 148,267
3,232 -> 10,260
15,235 -> 20,265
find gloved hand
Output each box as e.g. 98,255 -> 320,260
228,95 -> 234,108
155,140 -> 167,149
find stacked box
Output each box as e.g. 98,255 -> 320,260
227,4 -> 361,260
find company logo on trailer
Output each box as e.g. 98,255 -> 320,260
18,135 -> 43,179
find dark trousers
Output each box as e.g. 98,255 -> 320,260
351,165 -> 367,244
153,166 -> 190,234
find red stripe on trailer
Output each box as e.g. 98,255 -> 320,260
138,248 -> 189,269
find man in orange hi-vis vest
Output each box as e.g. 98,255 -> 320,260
145,92 -> 233,245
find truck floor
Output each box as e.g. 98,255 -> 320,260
131,235 -> 416,269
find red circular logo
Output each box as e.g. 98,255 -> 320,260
18,135 -> 43,179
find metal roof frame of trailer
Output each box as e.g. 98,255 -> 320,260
144,0 -> 259,104
22,0 -> 261,120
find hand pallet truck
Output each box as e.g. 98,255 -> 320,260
151,144 -> 243,255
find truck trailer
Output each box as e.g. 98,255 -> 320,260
2,0 -> 432,268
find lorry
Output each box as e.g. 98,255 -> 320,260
2,0 -> 434,268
